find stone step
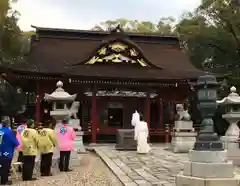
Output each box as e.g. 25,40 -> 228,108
183,161 -> 234,178
189,150 -> 228,163
176,173 -> 239,186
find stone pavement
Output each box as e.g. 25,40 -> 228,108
94,144 -> 240,186
11,152 -> 122,186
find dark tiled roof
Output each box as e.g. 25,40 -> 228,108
1,26 -> 205,80
65,65 -> 204,80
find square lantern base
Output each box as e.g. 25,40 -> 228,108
176,174 -> 240,186
176,150 -> 240,186
193,132 -> 223,151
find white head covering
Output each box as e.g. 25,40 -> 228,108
131,110 -> 140,126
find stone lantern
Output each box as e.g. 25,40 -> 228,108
217,86 -> 240,165
44,81 -> 76,126
176,74 -> 239,186
44,81 -> 85,166
193,74 -> 223,150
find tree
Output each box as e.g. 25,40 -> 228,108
0,78 -> 25,127
192,0 -> 240,75
93,17 -> 176,34
0,0 -> 25,64
175,13 -> 232,72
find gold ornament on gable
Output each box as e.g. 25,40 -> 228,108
130,49 -> 138,56
98,47 -> 107,55
103,54 -> 117,61
137,59 -> 147,67
85,42 -> 148,67
86,56 -> 99,64
109,43 -> 128,52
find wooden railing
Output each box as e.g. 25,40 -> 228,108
82,123 -> 202,143
149,126 -> 170,143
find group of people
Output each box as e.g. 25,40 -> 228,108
0,118 -> 76,185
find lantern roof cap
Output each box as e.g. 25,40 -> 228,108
197,73 -> 218,85
44,81 -> 76,101
217,86 -> 240,105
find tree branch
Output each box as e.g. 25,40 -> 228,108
207,42 -> 228,53
224,19 -> 240,51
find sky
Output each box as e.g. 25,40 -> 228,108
12,0 -> 201,31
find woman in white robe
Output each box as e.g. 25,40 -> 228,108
131,111 -> 151,154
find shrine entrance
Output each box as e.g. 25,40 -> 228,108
107,103 -> 123,128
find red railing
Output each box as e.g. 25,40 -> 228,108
82,123 -> 201,143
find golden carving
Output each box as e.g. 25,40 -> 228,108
118,54 -> 131,62
137,59 -> 147,67
103,54 -> 116,61
86,56 -> 99,64
96,58 -> 103,62
130,49 -> 138,56
109,43 -> 128,52
98,47 -> 107,55
112,58 -> 122,63
85,42 -> 148,67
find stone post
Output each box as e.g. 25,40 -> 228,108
171,104 -> 197,153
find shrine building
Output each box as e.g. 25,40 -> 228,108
0,26 -> 206,143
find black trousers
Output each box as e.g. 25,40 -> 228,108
8,159 -> 12,175
22,155 -> 35,181
17,151 -> 23,172
0,158 -> 11,184
59,151 -> 71,171
40,152 -> 53,176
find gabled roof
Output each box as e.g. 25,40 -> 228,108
73,27 -> 161,68
1,25 -> 205,80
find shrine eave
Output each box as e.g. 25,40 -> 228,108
5,70 -> 194,81
0,67 -> 195,88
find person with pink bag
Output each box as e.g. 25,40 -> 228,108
57,119 -> 76,172
16,122 -> 27,172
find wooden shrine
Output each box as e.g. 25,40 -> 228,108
0,25 -> 206,143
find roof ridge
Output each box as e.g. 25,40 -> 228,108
32,25 -> 179,39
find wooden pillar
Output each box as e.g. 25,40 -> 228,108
146,92 -> 151,142
91,87 -> 97,143
159,98 -> 163,129
165,124 -> 170,143
36,80 -> 41,123
164,101 -> 171,144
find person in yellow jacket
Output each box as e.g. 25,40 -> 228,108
38,121 -> 57,176
21,119 -> 39,181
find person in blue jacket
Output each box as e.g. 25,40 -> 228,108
0,119 -> 19,185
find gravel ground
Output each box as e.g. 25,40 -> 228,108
11,152 -> 123,186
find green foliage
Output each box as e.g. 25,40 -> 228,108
93,17 -> 176,34
23,31 -> 35,37
193,0 -> 240,75
0,0 -> 26,64
0,1 -> 26,120
0,79 -> 25,118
